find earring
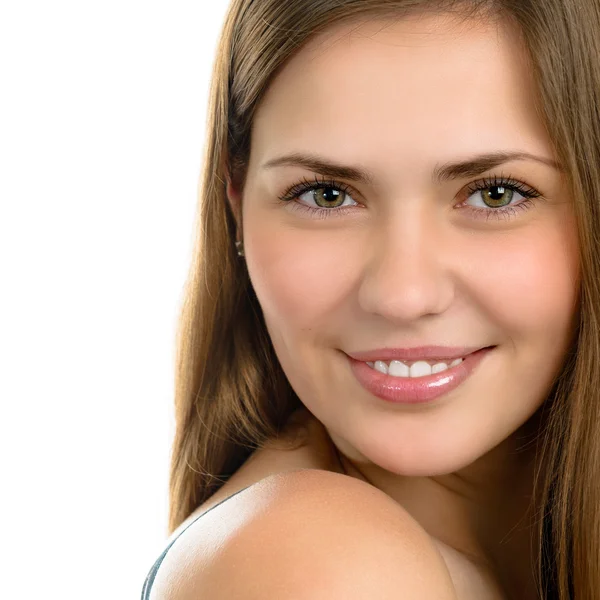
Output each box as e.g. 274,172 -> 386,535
235,240 -> 245,257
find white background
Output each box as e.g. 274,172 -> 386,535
0,1 -> 231,597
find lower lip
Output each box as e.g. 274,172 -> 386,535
347,347 -> 494,404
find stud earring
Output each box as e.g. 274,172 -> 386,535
235,240 -> 245,257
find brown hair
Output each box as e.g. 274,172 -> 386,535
169,1 -> 600,597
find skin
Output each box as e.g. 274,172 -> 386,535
227,11 -> 580,594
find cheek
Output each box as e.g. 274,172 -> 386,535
247,226 -> 351,334
470,220 -> 579,346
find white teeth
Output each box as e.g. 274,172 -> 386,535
365,357 -> 464,378
410,361 -> 432,377
374,360 -> 388,374
388,360 -> 410,377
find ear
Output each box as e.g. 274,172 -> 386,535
225,174 -> 243,230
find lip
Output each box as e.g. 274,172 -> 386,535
347,346 -> 486,362
347,346 -> 494,404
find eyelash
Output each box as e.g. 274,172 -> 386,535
276,173 -> 543,222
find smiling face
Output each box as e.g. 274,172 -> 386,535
228,13 -> 580,485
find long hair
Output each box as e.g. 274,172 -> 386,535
169,1 -> 600,597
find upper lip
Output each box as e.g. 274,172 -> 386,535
346,346 -> 490,362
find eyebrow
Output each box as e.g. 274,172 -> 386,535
261,151 -> 564,185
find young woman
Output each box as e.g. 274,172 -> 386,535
142,1 -> 600,598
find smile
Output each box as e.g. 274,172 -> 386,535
347,347 -> 495,404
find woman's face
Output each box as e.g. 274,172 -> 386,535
230,14 -> 580,479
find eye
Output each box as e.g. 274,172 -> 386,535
279,175 -> 358,209
459,175 -> 542,221
297,185 -> 358,210
277,175 -> 360,220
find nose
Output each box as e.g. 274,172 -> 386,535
357,205 -> 455,323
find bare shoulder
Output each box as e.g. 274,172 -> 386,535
149,469 -> 458,599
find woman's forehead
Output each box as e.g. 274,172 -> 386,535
250,13 -> 553,186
